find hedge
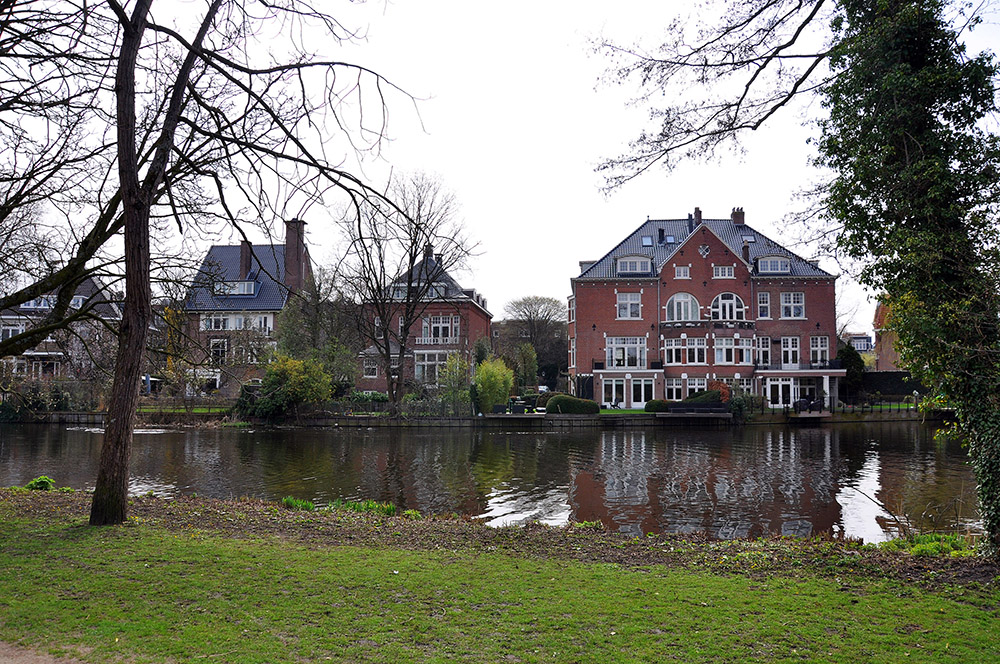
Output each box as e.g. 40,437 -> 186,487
683,389 -> 723,403
545,394 -> 600,414
644,399 -> 671,413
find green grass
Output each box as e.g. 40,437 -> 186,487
136,406 -> 231,414
330,498 -> 398,516
0,515 -> 997,663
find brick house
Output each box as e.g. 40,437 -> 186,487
1,276 -> 122,379
184,218 -> 311,395
568,207 -> 846,408
355,246 -> 491,392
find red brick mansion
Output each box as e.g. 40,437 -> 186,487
568,208 -> 845,408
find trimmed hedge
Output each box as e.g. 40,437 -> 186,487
537,391 -> 565,408
644,399 -> 671,413
545,394 -> 600,414
683,389 -> 723,403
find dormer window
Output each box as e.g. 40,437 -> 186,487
22,296 -> 55,309
758,257 -> 791,274
641,235 -> 653,247
71,296 -> 86,308
616,257 -> 651,275
215,281 -> 256,296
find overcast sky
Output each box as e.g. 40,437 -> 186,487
249,0 -> 998,335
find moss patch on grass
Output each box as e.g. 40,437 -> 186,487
1,490 -> 998,663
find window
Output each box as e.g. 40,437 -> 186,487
616,292 -> 642,319
603,378 -> 625,407
688,377 -> 707,395
664,293 -> 699,322
363,358 -> 378,377
1,324 -> 24,341
70,296 -> 85,308
664,338 -> 684,365
781,336 -> 800,365
568,297 -> 575,322
569,337 -> 576,368
780,292 -> 805,319
415,352 -> 451,384
374,316 -> 383,339
421,315 -> 460,342
686,337 -> 707,364
710,293 -> 746,320
202,314 -> 228,330
616,258 -> 651,274
664,378 -> 683,401
665,235 -> 676,244
606,336 -> 646,368
757,292 -> 771,319
23,296 -> 55,309
641,235 -> 653,247
715,338 -> 736,364
757,337 -> 771,366
759,257 -> 791,274
674,265 -> 690,279
215,281 -> 256,296
810,336 -> 829,364
632,378 -> 654,404
210,338 -> 228,365
741,235 -> 756,244
493,329 -> 500,338
713,265 -> 735,279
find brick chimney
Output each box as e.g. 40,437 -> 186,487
742,240 -> 751,264
239,240 -> 253,278
731,207 -> 745,225
694,207 -> 702,226
284,218 -> 306,294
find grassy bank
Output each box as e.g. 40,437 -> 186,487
1,491 -> 998,663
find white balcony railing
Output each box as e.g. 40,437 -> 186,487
415,336 -> 459,345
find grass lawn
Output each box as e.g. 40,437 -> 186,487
1,491 -> 998,663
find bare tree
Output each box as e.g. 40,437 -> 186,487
338,172 -> 475,414
3,1 -> 408,524
501,296 -> 567,389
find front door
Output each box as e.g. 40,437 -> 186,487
631,378 -> 654,409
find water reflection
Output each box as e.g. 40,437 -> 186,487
0,421 -> 978,542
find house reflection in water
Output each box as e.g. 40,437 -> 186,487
569,428 -> 844,539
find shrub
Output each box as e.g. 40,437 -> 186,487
728,392 -> 751,422
25,475 -> 55,491
249,355 -> 331,420
537,391 -> 564,408
474,357 -> 514,414
684,389 -> 723,403
545,394 -> 599,414
707,380 -> 732,402
644,399 -> 671,413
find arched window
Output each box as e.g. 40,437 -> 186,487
710,293 -> 746,320
664,293 -> 700,322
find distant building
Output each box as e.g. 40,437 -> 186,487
568,207 -> 846,408
183,218 -> 311,395
872,301 -> 901,371
844,332 -> 873,353
1,276 -> 122,379
356,245 -> 491,392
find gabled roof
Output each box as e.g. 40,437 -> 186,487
575,216 -> 833,280
390,252 -> 492,317
185,244 -> 288,312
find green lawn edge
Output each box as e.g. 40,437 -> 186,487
1,492 -> 998,663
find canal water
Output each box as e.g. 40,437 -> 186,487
0,422 -> 979,543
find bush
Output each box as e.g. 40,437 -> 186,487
545,394 -> 599,414
684,389 -> 723,403
537,391 -> 565,408
25,475 -> 55,491
244,355 -> 331,420
474,357 -> 514,414
644,399 -> 671,413
728,392 -> 751,422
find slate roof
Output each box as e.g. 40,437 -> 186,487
1,276 -> 122,320
575,217 -> 833,280
185,244 -> 289,312
393,255 -> 491,316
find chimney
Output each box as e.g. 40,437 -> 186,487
657,228 -> 665,244
284,217 -> 306,294
239,240 -> 252,278
694,207 -> 702,226
731,207 -> 745,225
742,240 -> 750,264
423,243 -> 434,261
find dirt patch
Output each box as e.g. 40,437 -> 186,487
3,490 -> 999,589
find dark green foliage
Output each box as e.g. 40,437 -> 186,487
536,391 -> 564,408
644,399 -> 671,413
350,390 -> 389,403
545,394 -> 599,414
25,476 -> 55,491
820,0 -> 1000,553
683,390 -> 722,403
238,356 -> 331,421
837,343 -> 865,394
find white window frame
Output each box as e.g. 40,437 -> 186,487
712,265 -> 735,279
759,257 -> 791,274
363,358 -> 378,377
781,336 -> 800,366
616,257 -> 651,275
606,336 -> 647,369
687,377 -> 707,396
674,265 -> 690,279
710,293 -> 746,321
568,297 -> 575,323
664,378 -> 683,401
569,337 -> 576,368
714,338 -> 736,365
780,292 -> 806,319
616,292 -> 642,320
757,336 -> 771,366
664,338 -> 684,365
202,314 -> 229,331
810,336 -> 830,364
415,351 -> 451,384
209,338 -> 228,364
686,337 -> 707,364
632,378 -> 654,405
664,293 -> 699,322
603,378 -> 626,407
757,292 -> 771,319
